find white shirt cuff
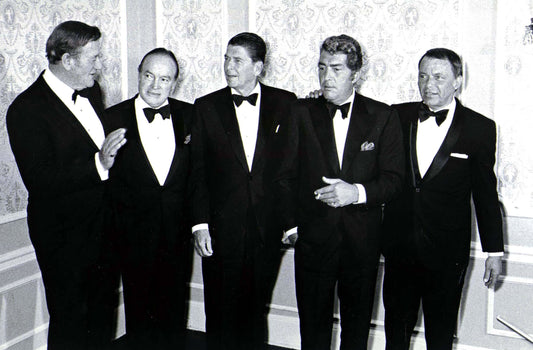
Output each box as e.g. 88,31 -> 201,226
282,227 -> 298,244
192,223 -> 209,233
353,183 -> 366,204
487,252 -> 504,257
95,152 -> 108,180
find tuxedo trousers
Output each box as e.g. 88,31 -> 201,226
37,237 -> 117,350
383,259 -> 467,350
119,238 -> 192,350
295,238 -> 380,350
201,213 -> 282,350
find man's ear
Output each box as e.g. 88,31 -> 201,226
61,52 -> 74,71
351,70 -> 360,84
254,60 -> 264,77
453,75 -> 463,91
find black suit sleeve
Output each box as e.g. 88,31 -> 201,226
471,118 -> 504,252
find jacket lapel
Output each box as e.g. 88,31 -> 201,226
421,99 -> 465,182
218,87 -> 249,172
251,84 -> 272,174
39,76 -> 100,151
164,102 -> 186,186
312,97 -> 340,175
340,93 -> 373,176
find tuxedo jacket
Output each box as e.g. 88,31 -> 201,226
382,100 -> 504,269
273,94 -> 404,269
6,72 -> 109,269
104,96 -> 193,264
190,83 -> 296,259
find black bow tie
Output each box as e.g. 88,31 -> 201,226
418,103 -> 448,126
232,93 -> 258,107
143,105 -> 171,123
326,102 -> 351,119
72,88 -> 91,102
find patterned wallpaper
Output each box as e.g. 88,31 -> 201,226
254,0 -> 461,102
155,0 -> 228,103
0,0 -> 124,219
1,0 -> 532,221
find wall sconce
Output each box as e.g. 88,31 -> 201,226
524,18 -> 533,45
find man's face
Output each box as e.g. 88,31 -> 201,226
224,45 -> 262,95
138,54 -> 178,108
318,51 -> 356,105
69,39 -> 102,90
418,57 -> 462,110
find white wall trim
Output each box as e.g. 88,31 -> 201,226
0,323 -> 48,350
0,211 -> 26,225
486,274 -> 533,341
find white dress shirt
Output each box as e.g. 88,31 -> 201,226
233,84 -> 261,171
43,69 -> 108,180
416,99 -> 455,177
135,97 -> 176,186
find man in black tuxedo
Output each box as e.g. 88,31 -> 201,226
382,48 -> 504,350
190,32 -> 296,350
272,34 -> 404,350
6,21 -> 126,350
104,48 -> 193,350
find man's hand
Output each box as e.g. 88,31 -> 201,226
99,128 -> 127,170
484,255 -> 502,288
306,89 -> 323,99
193,229 -> 213,257
314,176 -> 358,208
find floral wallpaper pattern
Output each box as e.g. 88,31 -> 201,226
0,0 -> 124,219
156,0 -> 228,103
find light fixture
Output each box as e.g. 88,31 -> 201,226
524,18 -> 533,45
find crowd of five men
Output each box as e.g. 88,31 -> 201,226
6,20 -> 503,350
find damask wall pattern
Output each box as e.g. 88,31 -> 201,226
155,0 -> 228,103
0,0 -> 125,219
253,0 -> 461,102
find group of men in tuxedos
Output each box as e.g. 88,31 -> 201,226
6,20 -> 503,350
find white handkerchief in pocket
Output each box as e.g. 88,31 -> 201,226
450,152 -> 468,159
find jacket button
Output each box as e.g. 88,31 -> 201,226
415,188 -> 420,193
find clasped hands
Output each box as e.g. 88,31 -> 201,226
314,176 -> 358,208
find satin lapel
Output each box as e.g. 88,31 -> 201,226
312,97 -> 340,175
40,77 -> 99,151
123,99 -> 160,184
340,94 -> 372,176
423,102 -> 465,182
409,119 -> 422,187
164,105 -> 185,186
218,87 -> 249,172
251,85 -> 272,174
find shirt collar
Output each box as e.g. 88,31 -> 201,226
230,82 -> 261,98
135,95 -> 169,110
427,98 -> 456,114
43,69 -> 77,103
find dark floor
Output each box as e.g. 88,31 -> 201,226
115,330 -> 294,349
184,330 -> 293,350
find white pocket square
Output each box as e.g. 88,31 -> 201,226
275,124 -> 280,133
360,141 -> 375,151
184,134 -> 191,144
450,152 -> 468,159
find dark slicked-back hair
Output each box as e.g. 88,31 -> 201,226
228,32 -> 266,63
419,48 -> 463,78
46,21 -> 101,64
321,34 -> 363,73
138,48 -> 180,79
